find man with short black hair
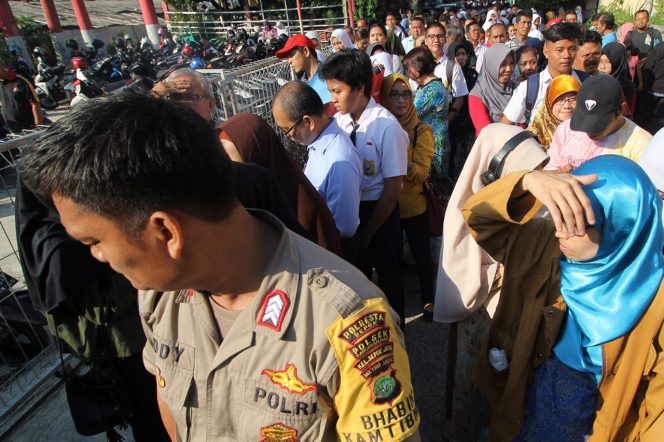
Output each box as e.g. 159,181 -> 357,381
466,21 -> 487,71
386,11 -> 405,40
272,81 -> 362,261
574,30 -> 602,75
502,23 -> 584,126
319,50 -> 410,323
424,22 -> 468,122
488,22 -> 508,45
563,10 -> 578,24
624,9 -> 662,55
276,34 -> 331,104
597,13 -> 618,47
506,9 -> 532,50
20,93 -> 421,441
402,16 -> 425,53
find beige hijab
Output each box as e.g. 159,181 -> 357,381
433,124 -> 549,323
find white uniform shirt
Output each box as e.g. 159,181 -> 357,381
334,98 -> 408,201
433,57 -> 469,97
473,43 -> 488,73
503,68 -> 582,124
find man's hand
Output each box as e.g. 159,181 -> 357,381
152,77 -> 194,97
521,171 -> 597,238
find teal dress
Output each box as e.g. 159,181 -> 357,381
413,78 -> 451,196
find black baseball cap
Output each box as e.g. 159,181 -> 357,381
570,74 -> 623,136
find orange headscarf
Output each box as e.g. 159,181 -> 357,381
527,75 -> 580,150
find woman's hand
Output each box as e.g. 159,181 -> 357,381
521,171 -> 597,238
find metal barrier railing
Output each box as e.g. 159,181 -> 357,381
0,127 -> 61,423
166,3 -> 348,37
201,44 -> 334,167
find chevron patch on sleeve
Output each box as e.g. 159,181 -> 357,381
257,290 -> 289,331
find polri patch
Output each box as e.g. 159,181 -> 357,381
262,363 -> 316,395
259,422 -> 299,442
257,290 -> 289,331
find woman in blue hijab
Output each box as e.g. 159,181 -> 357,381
463,154 -> 664,440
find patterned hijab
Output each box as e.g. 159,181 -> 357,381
469,43 -> 515,123
527,75 -> 580,150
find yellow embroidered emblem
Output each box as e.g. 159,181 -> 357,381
259,422 -> 299,441
261,363 -> 316,395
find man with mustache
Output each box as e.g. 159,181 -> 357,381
573,30 -> 602,76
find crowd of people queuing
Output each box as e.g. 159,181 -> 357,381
11,2 -> 664,441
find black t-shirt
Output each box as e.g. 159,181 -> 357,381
626,28 -> 663,56
0,74 -> 38,134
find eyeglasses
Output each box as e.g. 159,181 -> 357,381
598,59 -> 611,67
388,91 -> 413,100
553,96 -> 577,106
281,115 -> 303,136
161,92 -> 210,103
426,34 -> 446,41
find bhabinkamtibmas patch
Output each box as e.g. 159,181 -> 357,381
326,298 -> 420,441
338,310 -> 398,401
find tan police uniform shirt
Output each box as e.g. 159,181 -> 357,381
138,211 -> 421,442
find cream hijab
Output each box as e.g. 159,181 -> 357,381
433,124 -> 549,322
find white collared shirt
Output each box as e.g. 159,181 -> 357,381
334,98 -> 408,201
503,67 -> 582,124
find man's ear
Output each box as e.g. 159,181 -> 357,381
147,211 -> 185,259
302,114 -> 315,130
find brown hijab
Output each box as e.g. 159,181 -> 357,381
219,113 -> 342,255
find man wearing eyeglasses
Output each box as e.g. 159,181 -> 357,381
272,81 -> 362,263
422,22 -> 469,124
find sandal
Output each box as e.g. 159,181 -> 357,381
422,303 -> 434,322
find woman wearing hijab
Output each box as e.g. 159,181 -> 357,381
369,23 -> 403,74
483,10 -> 498,31
448,41 -> 478,180
464,154 -> 664,440
330,28 -> 354,52
468,43 -> 515,136
532,13 -> 543,31
404,47 -> 451,197
599,42 -> 637,118
380,74 -> 436,319
435,124 -> 549,441
528,75 -> 581,151
218,113 -> 342,255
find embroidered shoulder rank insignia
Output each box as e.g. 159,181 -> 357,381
260,422 -> 299,442
262,363 -> 317,395
258,290 -> 289,331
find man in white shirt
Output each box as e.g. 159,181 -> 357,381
402,16 -> 425,54
466,21 -> 487,72
319,50 -> 409,323
423,22 -> 468,124
272,81 -> 363,262
502,23 -> 583,126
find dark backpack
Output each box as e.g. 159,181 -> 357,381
524,69 -> 590,126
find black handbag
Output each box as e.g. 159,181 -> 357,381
54,325 -> 131,440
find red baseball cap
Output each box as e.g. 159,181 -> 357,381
275,35 -> 316,59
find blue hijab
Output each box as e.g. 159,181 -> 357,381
553,155 -> 664,383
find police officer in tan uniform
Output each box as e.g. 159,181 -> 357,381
20,93 -> 421,442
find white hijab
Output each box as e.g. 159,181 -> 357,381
370,52 -> 394,75
433,124 -> 549,323
483,10 -> 498,31
330,28 -> 354,51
